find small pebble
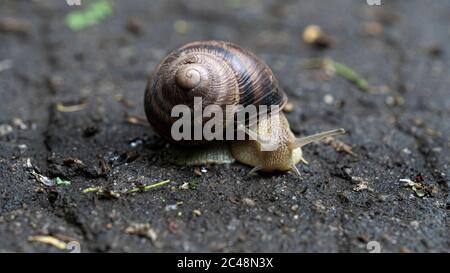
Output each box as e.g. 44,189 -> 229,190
241,198 -> 256,207
283,102 -> 294,113
290,204 -> 299,212
194,167 -> 202,176
180,182 -> 189,190
126,17 -> 143,35
192,209 -> 202,217
410,220 -> 420,229
13,118 -> 27,130
363,21 -> 383,37
323,94 -> 334,104
174,20 -> 189,34
303,25 -> 334,48
0,124 -> 13,137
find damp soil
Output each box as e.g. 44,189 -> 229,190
0,0 -> 449,252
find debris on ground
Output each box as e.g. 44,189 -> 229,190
0,124 -> 13,137
126,179 -> 170,194
82,179 -> 170,197
108,150 -> 140,167
180,182 -> 190,190
28,235 -> 67,250
283,102 -> 294,113
400,178 -> 438,198
30,170 -> 55,187
0,17 -> 30,35
184,180 -> 199,190
126,17 -> 143,36
192,209 -> 202,217
56,101 -> 88,113
194,166 -> 202,176
351,176 -> 373,192
82,187 -> 121,199
0,59 -> 13,73
324,137 -> 357,157
65,0 -> 113,31
54,177 -> 71,186
12,118 -> 27,130
165,201 -> 184,212
304,58 -> 369,91
114,94 -> 136,109
303,25 -> 335,48
173,19 -> 189,34
362,21 -> 384,37
125,114 -> 148,126
125,223 -> 158,241
241,198 -> 256,207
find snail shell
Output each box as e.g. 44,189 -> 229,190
144,40 -> 287,145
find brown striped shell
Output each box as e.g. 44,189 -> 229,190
144,40 -> 287,145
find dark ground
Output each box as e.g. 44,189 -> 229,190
0,0 -> 449,252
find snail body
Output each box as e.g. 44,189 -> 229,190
144,40 -> 345,178
230,111 -> 344,176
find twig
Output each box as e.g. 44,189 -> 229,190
82,180 -> 170,196
303,58 -> 369,91
126,180 -> 170,194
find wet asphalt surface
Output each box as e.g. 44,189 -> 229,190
0,0 -> 449,252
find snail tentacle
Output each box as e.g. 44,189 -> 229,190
294,128 -> 346,148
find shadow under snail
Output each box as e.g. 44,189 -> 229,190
144,40 -> 345,178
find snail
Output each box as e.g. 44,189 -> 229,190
144,40 -> 345,178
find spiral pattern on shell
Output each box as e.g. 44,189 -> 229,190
144,40 -> 287,144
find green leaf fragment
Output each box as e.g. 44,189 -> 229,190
83,187 -> 101,193
65,0 -> 113,31
324,58 -> 369,91
304,58 -> 370,92
54,177 -> 71,186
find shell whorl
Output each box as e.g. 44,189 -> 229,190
145,40 -> 287,144
175,65 -> 204,90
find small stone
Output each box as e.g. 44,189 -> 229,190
410,220 -> 420,229
290,204 -> 299,212
180,182 -> 190,190
24,158 -> 32,169
0,17 -> 30,35
13,118 -> 27,130
18,144 -> 27,150
126,17 -> 143,36
193,167 -> 202,176
314,200 -> 326,211
192,209 -> 202,217
399,246 -> 412,253
0,124 -> 13,137
174,20 -> 189,34
241,198 -> 256,207
303,25 -> 334,48
125,223 -> 157,241
363,21 -> 383,37
323,94 -> 334,104
165,204 -> 178,211
283,102 -> 294,113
